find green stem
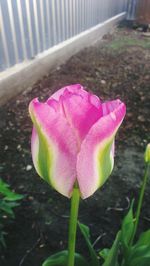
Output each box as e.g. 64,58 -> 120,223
130,163 -> 150,245
68,187 -> 80,266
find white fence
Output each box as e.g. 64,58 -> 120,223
0,0 -> 128,72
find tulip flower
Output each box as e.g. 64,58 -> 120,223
29,84 -> 126,266
29,84 -> 126,199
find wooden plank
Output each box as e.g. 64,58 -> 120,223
136,0 -> 150,24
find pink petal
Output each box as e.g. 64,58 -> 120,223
50,84 -> 88,101
59,90 -> 102,146
29,98 -> 78,198
102,99 -> 122,115
48,84 -> 103,146
77,100 -> 126,199
46,98 -> 60,112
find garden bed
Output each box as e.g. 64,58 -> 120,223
0,25 -> 150,266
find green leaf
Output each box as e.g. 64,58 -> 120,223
131,257 -> 150,266
0,178 -> 24,201
123,230 -> 150,266
78,222 -> 99,266
102,231 -> 121,266
99,248 -> 110,260
4,193 -> 24,201
0,178 -> 24,248
0,179 -> 13,197
0,201 -> 15,217
125,245 -> 150,266
121,200 -> 134,247
42,250 -> 89,266
135,230 -> 150,247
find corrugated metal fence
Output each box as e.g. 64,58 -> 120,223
126,0 -> 138,20
0,0 -> 128,72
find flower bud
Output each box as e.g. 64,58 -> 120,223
144,144 -> 150,163
29,84 -> 126,199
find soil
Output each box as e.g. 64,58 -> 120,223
0,24 -> 150,266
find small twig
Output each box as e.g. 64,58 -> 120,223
144,216 -> 150,222
92,233 -> 106,247
19,237 -> 41,266
50,209 -> 86,219
106,197 -> 130,212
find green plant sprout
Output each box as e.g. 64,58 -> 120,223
0,178 -> 24,248
42,144 -> 150,266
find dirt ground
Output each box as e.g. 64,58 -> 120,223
0,24 -> 150,266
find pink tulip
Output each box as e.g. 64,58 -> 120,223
29,84 -> 126,199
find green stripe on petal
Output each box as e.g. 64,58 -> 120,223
97,138 -> 114,187
29,98 -> 78,198
38,130 -> 52,184
31,115 -> 54,186
77,101 -> 126,199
